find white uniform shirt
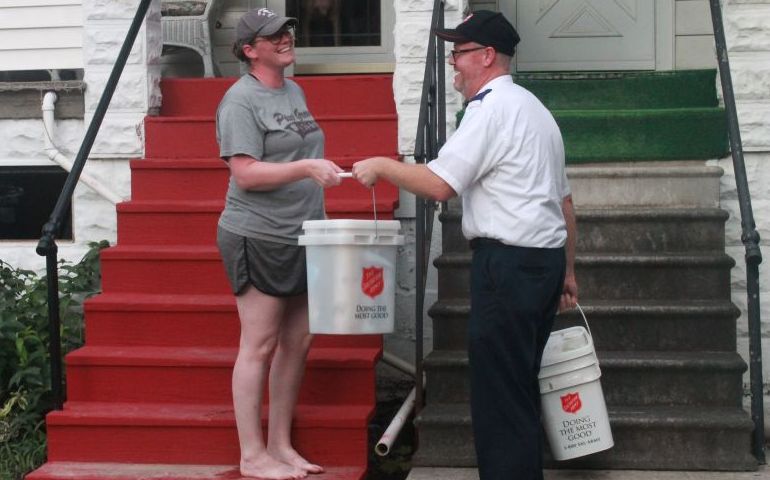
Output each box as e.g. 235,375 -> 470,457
427,75 -> 570,248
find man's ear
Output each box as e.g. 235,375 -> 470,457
483,48 -> 496,67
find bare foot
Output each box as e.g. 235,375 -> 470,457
240,452 -> 307,479
268,446 -> 324,474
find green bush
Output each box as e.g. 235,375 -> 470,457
0,241 -> 108,480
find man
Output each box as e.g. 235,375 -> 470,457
352,10 -> 578,480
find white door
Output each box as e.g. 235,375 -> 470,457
515,0 -> 655,71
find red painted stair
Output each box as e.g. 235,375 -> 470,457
28,74 -> 400,480
28,463 -> 365,480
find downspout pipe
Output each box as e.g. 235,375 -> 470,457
42,92 -> 123,205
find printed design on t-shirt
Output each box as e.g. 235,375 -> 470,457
273,109 -> 320,139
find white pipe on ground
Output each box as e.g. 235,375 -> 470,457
42,92 -> 123,205
381,351 -> 416,376
375,386 -> 416,457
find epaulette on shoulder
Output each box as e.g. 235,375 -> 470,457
469,88 -> 492,103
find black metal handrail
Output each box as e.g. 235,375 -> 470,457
36,0 -> 153,411
413,0 -> 446,413
708,0 -> 765,464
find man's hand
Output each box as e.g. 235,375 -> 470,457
559,273 -> 578,313
304,159 -> 343,188
352,156 -> 391,187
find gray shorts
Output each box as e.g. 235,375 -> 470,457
217,226 -> 308,297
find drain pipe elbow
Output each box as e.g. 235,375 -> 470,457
42,92 -> 60,156
41,91 -> 124,205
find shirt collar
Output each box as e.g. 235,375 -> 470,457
469,74 -> 513,103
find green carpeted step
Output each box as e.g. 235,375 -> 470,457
455,70 -> 728,163
513,69 -> 719,110
556,107 -> 728,163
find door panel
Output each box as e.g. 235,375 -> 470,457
516,0 -> 655,71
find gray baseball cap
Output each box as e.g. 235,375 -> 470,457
236,8 -> 297,43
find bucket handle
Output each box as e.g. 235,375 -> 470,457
339,171 -> 379,237
574,303 -> 593,341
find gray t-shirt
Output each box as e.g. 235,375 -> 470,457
216,74 -> 325,244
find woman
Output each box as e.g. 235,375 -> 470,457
215,8 -> 342,480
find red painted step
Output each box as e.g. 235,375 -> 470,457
117,191 -> 398,244
46,402 -> 371,466
127,160 -> 399,217
144,115 -> 398,159
65,346 -> 378,405
129,159 -> 228,201
159,75 -> 396,117
129,156 -> 399,202
100,246 -> 229,295
117,201 -> 222,246
27,462 -> 365,480
84,293 -> 383,349
33,75 -> 395,480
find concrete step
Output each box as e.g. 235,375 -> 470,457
568,162 -> 723,208
438,163 -> 723,215
407,466 -> 769,480
423,350 -> 745,407
439,208 -> 728,254
413,404 -> 755,470
435,252 -> 733,302
428,299 -> 739,352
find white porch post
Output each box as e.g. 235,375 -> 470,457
82,0 -> 162,159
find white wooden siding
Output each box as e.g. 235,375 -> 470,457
0,0 -> 83,71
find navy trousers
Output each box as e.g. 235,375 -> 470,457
468,239 -> 566,480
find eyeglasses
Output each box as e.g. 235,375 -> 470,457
449,46 -> 488,61
257,26 -> 295,45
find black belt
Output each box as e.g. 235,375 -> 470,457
469,237 -> 505,250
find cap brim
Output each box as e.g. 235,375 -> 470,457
259,16 -> 298,36
434,28 -> 469,43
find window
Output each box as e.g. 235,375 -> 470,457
287,0 -> 381,47
0,166 -> 72,241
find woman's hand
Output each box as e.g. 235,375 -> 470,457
303,159 -> 344,188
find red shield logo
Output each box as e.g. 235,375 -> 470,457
561,392 -> 582,414
361,266 -> 384,299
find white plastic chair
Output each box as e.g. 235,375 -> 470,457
161,0 -> 222,77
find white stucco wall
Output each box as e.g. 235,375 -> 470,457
715,0 -> 770,395
1,0 -> 162,273
0,116 -> 130,271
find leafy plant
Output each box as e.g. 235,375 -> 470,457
0,241 -> 108,480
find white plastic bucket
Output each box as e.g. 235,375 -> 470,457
539,319 -> 614,460
298,219 -> 404,334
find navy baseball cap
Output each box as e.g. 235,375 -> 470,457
435,10 -> 520,56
